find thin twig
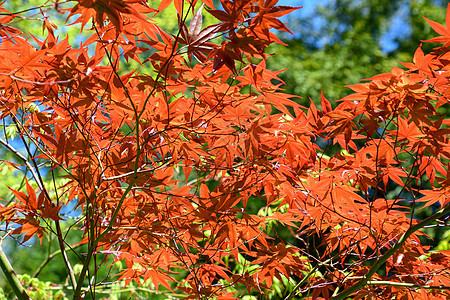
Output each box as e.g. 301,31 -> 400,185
33,243 -> 83,278
366,280 -> 450,290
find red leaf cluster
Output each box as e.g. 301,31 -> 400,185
0,1 -> 449,299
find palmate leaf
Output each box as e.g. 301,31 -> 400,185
189,4 -> 204,36
9,180 -> 37,211
179,4 -> 220,63
67,0 -> 152,32
423,3 -> 450,46
143,269 -> 174,292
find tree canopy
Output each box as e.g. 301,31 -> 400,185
0,0 -> 449,299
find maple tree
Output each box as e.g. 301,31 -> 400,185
0,0 -> 449,299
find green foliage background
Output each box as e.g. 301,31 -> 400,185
268,0 -> 447,105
